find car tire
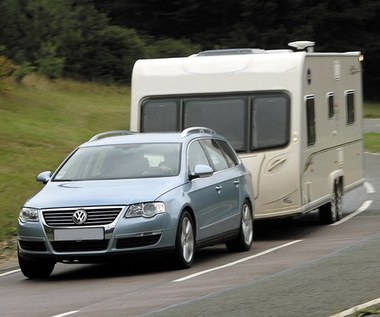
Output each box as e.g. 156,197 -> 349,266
319,181 -> 343,225
226,201 -> 254,252
18,252 -> 55,279
173,211 -> 195,269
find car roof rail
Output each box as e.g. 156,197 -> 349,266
88,130 -> 135,142
181,127 -> 216,138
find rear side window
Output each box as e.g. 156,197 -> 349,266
346,90 -> 355,125
216,140 -> 239,167
327,92 -> 334,119
200,139 -> 229,171
306,96 -> 316,146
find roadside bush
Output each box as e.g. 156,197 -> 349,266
37,42 -> 65,79
0,54 -> 17,93
13,62 -> 37,83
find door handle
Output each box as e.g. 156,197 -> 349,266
215,185 -> 222,192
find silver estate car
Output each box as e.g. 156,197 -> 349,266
18,127 -> 254,278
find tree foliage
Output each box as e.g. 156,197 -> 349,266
94,0 -> 380,99
0,47 -> 17,93
0,0 -> 379,98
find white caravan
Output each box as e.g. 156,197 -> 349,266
130,41 -> 364,224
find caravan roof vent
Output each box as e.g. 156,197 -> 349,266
288,41 -> 315,52
197,48 -> 264,56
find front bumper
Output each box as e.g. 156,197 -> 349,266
18,206 -> 177,263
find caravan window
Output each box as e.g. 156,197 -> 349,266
327,92 -> 334,119
140,92 -> 290,153
346,90 -> 355,125
141,99 -> 180,131
250,95 -> 290,150
184,97 -> 247,151
306,96 -> 316,146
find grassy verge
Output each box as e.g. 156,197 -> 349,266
364,133 -> 380,153
363,102 -> 380,154
363,101 -> 380,118
354,306 -> 380,316
0,75 -> 130,247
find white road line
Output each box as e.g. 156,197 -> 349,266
173,240 -> 303,282
51,311 -> 79,317
364,181 -> 376,194
329,297 -> 380,317
0,269 -> 21,277
331,200 -> 373,226
331,180 -> 375,226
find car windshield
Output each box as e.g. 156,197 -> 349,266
53,143 -> 181,181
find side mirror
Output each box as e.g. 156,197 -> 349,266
189,164 -> 214,180
36,171 -> 52,184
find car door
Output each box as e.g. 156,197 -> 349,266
187,139 -> 240,241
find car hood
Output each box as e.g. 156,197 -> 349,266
26,178 -> 185,209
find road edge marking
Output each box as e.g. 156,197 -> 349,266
329,297 -> 380,317
331,200 -> 373,226
173,240 -> 303,282
0,269 -> 21,277
51,310 -> 80,317
364,181 -> 376,194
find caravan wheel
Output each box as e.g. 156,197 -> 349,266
319,181 -> 343,224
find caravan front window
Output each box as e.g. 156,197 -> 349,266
140,92 -> 290,153
184,97 -> 247,151
142,99 -> 180,131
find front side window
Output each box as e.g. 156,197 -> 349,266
54,143 -> 181,181
188,140 -> 211,172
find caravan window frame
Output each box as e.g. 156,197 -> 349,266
140,91 -> 291,153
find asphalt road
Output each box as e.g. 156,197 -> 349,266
0,153 -> 379,317
363,118 -> 380,133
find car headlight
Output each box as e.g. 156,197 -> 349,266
19,207 -> 39,223
125,202 -> 165,218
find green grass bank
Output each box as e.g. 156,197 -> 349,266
0,75 -> 130,252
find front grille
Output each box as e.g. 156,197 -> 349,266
116,234 -> 161,249
19,240 -> 47,252
51,240 -> 110,252
43,207 -> 123,227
